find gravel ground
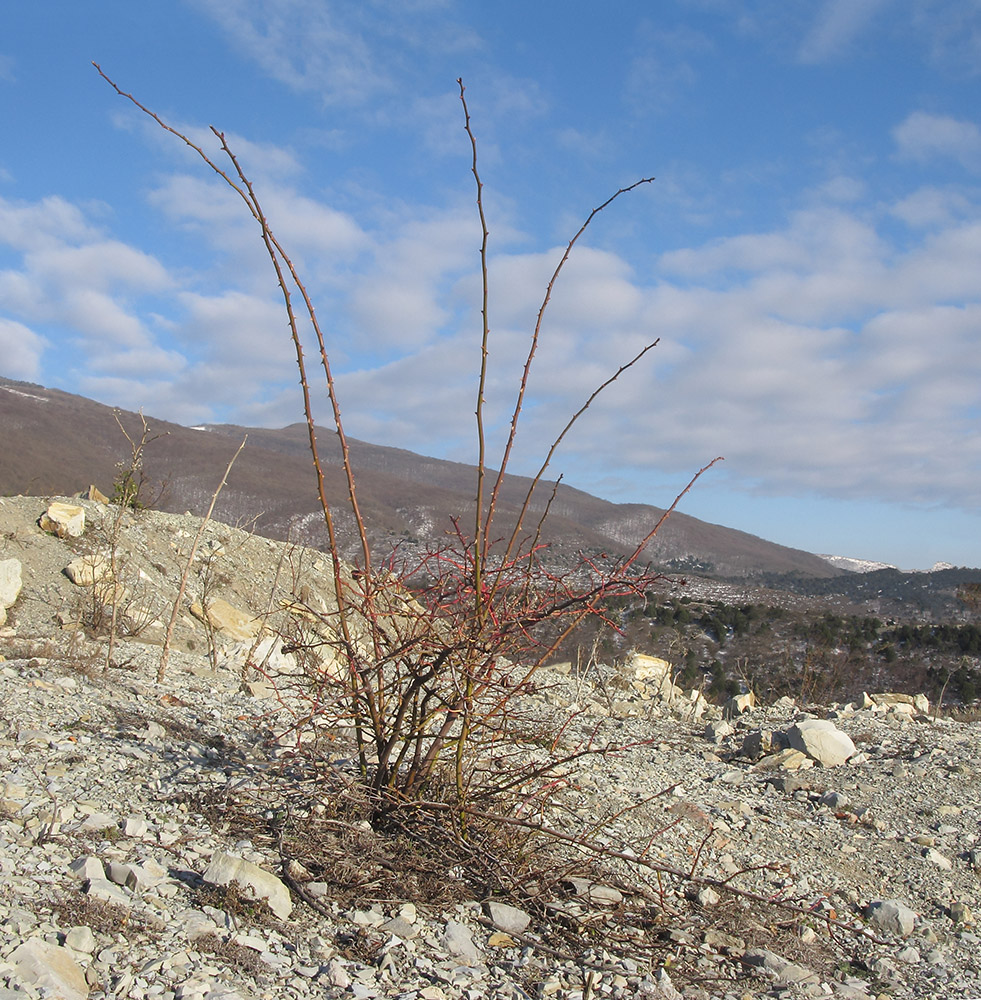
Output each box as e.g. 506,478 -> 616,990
1,495 -> 979,999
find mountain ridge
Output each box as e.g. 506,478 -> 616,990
1,376 -> 839,579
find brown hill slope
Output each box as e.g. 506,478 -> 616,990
0,377 -> 838,578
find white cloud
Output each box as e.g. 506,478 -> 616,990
0,194 -> 102,252
893,111 -> 981,172
798,0 -> 893,63
0,317 -> 45,378
191,0 -> 391,105
328,193 -> 981,512
29,242 -> 171,295
7,129 -> 980,517
890,186 -> 975,227
347,205 -> 490,352
190,0 -> 477,110
148,173 -> 368,290
0,193 -> 187,399
912,0 -> 981,75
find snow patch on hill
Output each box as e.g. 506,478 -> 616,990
819,554 -> 898,574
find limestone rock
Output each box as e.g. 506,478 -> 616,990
86,877 -> 134,907
218,635 -> 296,675
724,692 -> 756,718
704,719 -> 733,743
741,729 -> 773,759
682,687 -> 710,720
64,925 -> 97,954
68,855 -> 106,881
65,554 -> 112,586
628,652 -> 672,686
786,719 -> 856,767
924,847 -> 952,870
202,850 -> 293,920
82,484 -> 110,503
0,558 -> 22,610
867,899 -> 917,937
190,598 -> 261,642
10,937 -> 89,1000
39,501 -> 86,538
863,692 -> 930,715
755,747 -> 813,772
563,877 -> 623,906
484,900 -> 531,934
742,948 -> 816,986
442,919 -> 481,963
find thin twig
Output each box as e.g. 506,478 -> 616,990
158,435 -> 247,682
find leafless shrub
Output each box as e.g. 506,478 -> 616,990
95,68 -> 867,984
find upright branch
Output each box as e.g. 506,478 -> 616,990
93,63 -> 372,621
487,177 -> 655,571
458,79 -> 492,629
458,75 -> 659,612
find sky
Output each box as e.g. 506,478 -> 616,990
1,1 -> 980,571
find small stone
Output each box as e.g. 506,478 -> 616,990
108,860 -> 131,885
65,926 -> 98,954
202,851 -> 293,919
630,653 -> 672,684
704,720 -> 733,742
741,729 -> 772,759
86,877 -> 133,907
867,899 -> 916,938
820,790 -> 850,809
654,968 -> 683,1000
65,554 -> 112,586
380,916 -> 416,938
175,908 -> 219,941
0,558 -> 22,611
190,598 -> 261,641
443,920 -> 481,964
756,748 -> 813,772
69,855 -> 106,881
483,900 -> 531,935
563,877 -> 623,906
78,811 -> 117,832
724,692 -> 756,718
695,886 -> 720,906
742,949 -> 815,986
950,901 -> 974,926
323,958 -> 349,988
124,815 -> 149,838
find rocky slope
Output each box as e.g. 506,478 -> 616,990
1,496 -> 979,1000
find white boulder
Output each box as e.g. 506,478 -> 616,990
203,850 -> 292,919
787,719 -> 856,767
39,501 -> 86,538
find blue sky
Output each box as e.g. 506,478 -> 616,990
2,1 -> 980,570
